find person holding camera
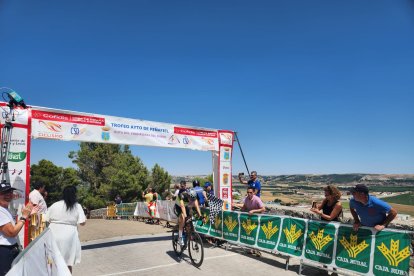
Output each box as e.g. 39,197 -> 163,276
238,171 -> 261,197
0,183 -> 38,275
310,185 -> 343,221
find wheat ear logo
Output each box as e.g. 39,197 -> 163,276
241,218 -> 257,235
283,224 -> 302,244
224,216 -> 238,232
309,228 -> 333,251
377,239 -> 410,267
202,213 -> 209,224
261,221 -> 279,240
214,215 -> 222,229
339,234 -> 369,258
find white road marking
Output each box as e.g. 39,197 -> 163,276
97,253 -> 238,276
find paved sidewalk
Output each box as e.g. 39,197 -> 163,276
79,219 -> 171,242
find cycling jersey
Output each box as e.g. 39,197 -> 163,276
193,186 -> 205,206
175,189 -> 191,206
175,189 -> 192,216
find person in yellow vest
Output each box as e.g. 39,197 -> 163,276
142,188 -> 154,203
142,188 -> 157,220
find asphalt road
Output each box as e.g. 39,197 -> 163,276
72,232 -> 328,276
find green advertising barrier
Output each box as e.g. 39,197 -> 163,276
277,217 -> 306,257
209,211 -> 223,238
257,215 -> 281,250
195,208 -> 210,234
223,211 -> 239,242
239,213 -> 259,246
116,203 -> 137,217
192,209 -> 412,276
335,226 -> 372,274
373,230 -> 411,276
304,220 -> 336,264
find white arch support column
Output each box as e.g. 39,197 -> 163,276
0,103 -> 31,247
212,131 -> 234,210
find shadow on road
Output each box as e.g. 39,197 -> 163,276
82,235 -> 171,250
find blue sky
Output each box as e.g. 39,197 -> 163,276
1,1 -> 413,175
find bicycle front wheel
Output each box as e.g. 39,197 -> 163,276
172,229 -> 184,256
188,231 -> 204,267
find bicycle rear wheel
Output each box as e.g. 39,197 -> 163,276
172,229 -> 184,256
188,231 -> 204,267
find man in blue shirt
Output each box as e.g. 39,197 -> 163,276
238,171 -> 261,197
192,180 -> 206,207
349,184 -> 397,232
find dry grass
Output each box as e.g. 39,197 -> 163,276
261,191 -> 300,205
389,203 -> 414,216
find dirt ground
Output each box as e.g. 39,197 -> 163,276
79,219 -> 173,242
260,191 -> 300,204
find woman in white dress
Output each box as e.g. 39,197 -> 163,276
46,186 -> 86,273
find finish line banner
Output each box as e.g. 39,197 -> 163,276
196,210 -> 412,276
30,106 -> 219,151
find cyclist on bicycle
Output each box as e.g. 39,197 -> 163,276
175,187 -> 202,246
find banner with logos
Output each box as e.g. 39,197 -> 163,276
304,220 -> 336,264
196,210 -> 412,276
373,230 -> 411,276
0,104 -> 30,246
7,228 -> 71,276
30,106 -> 219,151
217,131 -> 234,209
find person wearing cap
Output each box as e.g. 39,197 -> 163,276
204,182 -> 214,196
200,182 -> 212,208
349,184 -> 397,232
0,183 -> 37,275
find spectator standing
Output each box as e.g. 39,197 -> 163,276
0,183 -> 37,276
171,183 -> 181,200
204,182 -> 214,196
192,180 -> 206,207
310,185 -> 343,221
29,183 -> 48,214
349,184 -> 397,231
114,195 -> 122,205
173,181 -> 186,200
46,186 -> 86,273
238,171 -> 262,197
142,188 -> 154,203
143,188 -> 157,220
42,190 -> 48,201
202,182 -> 214,207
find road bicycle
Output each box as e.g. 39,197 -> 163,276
172,216 -> 204,267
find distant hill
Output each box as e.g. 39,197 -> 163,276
173,174 -> 414,186
264,174 -> 414,185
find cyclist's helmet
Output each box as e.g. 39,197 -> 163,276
189,189 -> 197,200
192,180 -> 200,187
